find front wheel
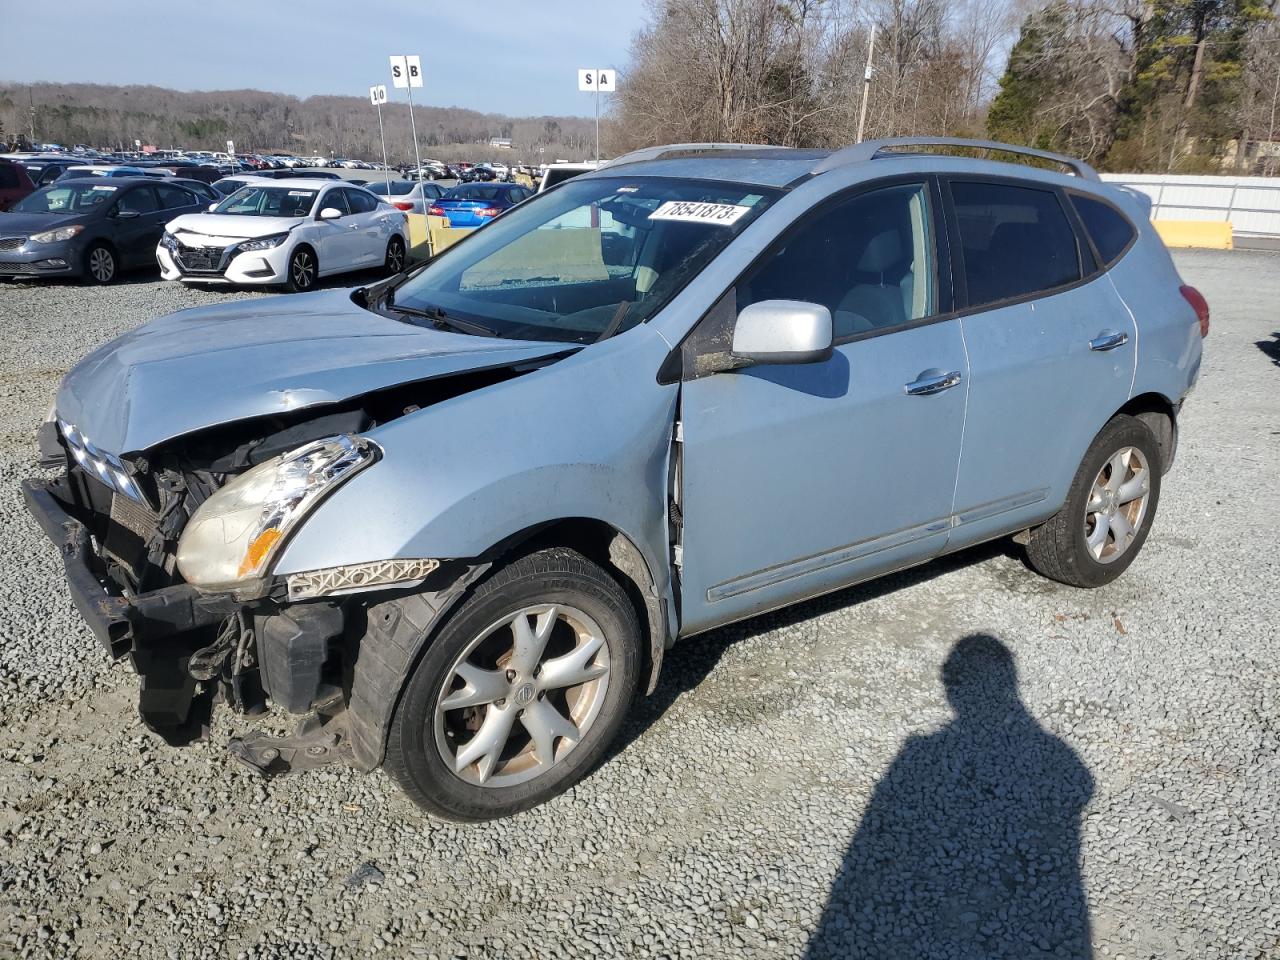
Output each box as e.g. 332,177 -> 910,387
384,235 -> 406,276
284,246 -> 317,293
83,243 -> 117,285
385,548 -> 641,821
1025,415 -> 1162,587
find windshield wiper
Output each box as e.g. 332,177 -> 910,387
387,301 -> 500,338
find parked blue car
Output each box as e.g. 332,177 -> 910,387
24,138 -> 1205,821
429,182 -> 534,227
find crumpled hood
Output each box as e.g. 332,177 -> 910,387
56,289 -> 571,454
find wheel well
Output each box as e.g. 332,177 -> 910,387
1117,392 -> 1177,472
490,518 -> 668,695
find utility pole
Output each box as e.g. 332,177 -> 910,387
28,86 -> 37,144
856,24 -> 876,144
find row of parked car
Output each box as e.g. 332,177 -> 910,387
0,168 -> 546,287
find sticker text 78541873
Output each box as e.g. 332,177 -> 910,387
648,200 -> 750,226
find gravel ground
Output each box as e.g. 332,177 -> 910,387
0,250 -> 1277,960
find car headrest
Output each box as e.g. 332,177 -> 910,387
858,230 -> 902,273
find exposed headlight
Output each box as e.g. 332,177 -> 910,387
176,435 -> 378,593
29,224 -> 85,244
160,231 -> 179,250
235,232 -> 290,253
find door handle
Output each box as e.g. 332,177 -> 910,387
1089,330 -> 1129,351
904,370 -> 963,396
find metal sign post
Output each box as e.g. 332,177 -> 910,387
578,68 -> 616,164
390,55 -> 425,177
370,84 -> 391,191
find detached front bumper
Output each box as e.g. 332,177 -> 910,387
22,477 -> 240,737
157,244 -> 286,285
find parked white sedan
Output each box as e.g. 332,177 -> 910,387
157,179 -> 408,292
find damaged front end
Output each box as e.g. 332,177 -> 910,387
24,336 -> 566,769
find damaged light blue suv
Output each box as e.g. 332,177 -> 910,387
24,139 -> 1207,821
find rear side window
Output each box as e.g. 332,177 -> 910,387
0,164 -> 18,188
950,181 -> 1081,308
345,188 -> 378,213
155,184 -> 195,209
1070,194 -> 1136,266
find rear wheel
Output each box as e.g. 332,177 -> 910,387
83,243 -> 117,285
284,245 -> 317,292
1025,415 -> 1162,587
384,235 -> 406,276
385,548 -> 641,821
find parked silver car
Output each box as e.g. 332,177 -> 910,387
24,139 -> 1206,820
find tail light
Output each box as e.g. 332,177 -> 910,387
1180,284 -> 1209,337
475,207 -> 500,219
428,204 -> 447,217
392,201 -> 414,211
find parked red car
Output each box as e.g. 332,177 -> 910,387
0,158 -> 36,212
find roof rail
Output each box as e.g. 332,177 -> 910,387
605,142 -> 783,167
811,137 -> 1099,180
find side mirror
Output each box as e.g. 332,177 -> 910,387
318,207 -> 342,220
207,203 -> 218,212
731,300 -> 834,365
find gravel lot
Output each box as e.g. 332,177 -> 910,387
1,249 -> 1277,960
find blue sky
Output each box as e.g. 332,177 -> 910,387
3,0 -> 649,117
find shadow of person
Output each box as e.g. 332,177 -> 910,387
805,634 -> 1095,960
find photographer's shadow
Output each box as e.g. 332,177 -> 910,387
806,634 -> 1095,960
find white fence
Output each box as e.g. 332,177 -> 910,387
1101,173 -> 1280,239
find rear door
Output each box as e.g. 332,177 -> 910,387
342,187 -> 387,267
678,179 -> 969,634
943,177 -> 1136,549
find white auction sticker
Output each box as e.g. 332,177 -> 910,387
287,190 -> 313,197
90,184 -> 118,191
649,200 -> 749,226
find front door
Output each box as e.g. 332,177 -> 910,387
678,180 -> 969,634
111,184 -> 166,267
314,188 -> 358,274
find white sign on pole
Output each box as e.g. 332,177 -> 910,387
389,55 -> 409,88
369,84 -> 388,105
578,69 -> 616,92
226,139 -> 235,155
406,55 -> 423,88
133,139 -> 141,148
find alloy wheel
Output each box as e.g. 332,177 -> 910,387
89,247 -> 115,283
291,250 -> 315,289
1084,446 -> 1151,563
434,603 -> 611,788
387,239 -> 405,273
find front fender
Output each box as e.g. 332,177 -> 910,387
273,323 -> 679,613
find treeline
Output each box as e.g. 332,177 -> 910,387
988,0 -> 1278,172
0,83 -> 600,163
611,0 -> 1279,173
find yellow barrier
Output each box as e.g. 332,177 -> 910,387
405,213 -> 431,259
426,215 -> 474,255
1153,220 -> 1233,250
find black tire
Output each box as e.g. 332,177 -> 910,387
83,242 -> 117,285
1025,415 -> 1162,588
384,235 -> 406,276
385,547 -> 641,821
283,245 -> 317,292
